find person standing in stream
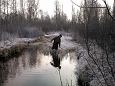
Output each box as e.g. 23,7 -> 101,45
51,34 -> 62,50
50,34 -> 62,69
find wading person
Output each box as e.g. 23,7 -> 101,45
50,34 -> 62,69
51,34 -> 62,50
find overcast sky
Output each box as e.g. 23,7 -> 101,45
39,0 -> 114,19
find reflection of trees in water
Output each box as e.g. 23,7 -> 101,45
37,44 -> 51,55
0,58 -> 19,86
0,44 -> 76,86
0,46 -> 39,86
27,46 -> 38,68
21,54 -> 27,69
0,63 -> 9,86
57,49 -> 76,62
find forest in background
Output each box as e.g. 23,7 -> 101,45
0,0 -> 115,49
0,0 -> 115,86
0,0 -> 114,42
0,0 -> 69,40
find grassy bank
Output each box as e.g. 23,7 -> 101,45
0,44 -> 28,62
0,36 -> 46,62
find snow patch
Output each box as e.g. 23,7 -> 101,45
0,38 -> 35,50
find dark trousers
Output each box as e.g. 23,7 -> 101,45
52,43 -> 58,50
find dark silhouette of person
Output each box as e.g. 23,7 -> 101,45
50,50 -> 61,69
51,34 -> 62,50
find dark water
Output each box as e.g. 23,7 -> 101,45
0,45 -> 77,86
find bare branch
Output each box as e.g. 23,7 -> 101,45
103,0 -> 115,21
70,0 -> 81,8
71,0 -> 106,8
71,0 -> 115,21
94,0 -> 98,3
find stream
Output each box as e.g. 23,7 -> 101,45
0,33 -> 78,86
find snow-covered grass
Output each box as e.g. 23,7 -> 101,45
61,35 -> 77,50
0,38 -> 36,50
45,32 -> 77,50
0,37 -> 38,62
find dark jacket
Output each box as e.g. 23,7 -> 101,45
51,36 -> 61,50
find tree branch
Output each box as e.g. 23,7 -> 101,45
71,0 -> 115,21
71,0 -> 106,8
103,0 -> 115,21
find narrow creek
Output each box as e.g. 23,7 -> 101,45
0,34 -> 78,86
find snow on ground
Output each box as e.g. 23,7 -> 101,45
0,38 -> 35,50
45,32 -> 77,50
61,35 -> 77,50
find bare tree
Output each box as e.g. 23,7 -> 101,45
73,0 -> 115,86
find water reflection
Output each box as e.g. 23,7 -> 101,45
50,50 -> 61,69
0,46 -> 77,86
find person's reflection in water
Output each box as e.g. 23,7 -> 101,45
50,50 -> 63,86
50,49 -> 61,69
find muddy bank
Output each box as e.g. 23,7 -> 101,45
0,37 -> 42,62
0,44 -> 27,62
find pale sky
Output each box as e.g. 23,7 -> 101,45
39,0 -> 114,19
